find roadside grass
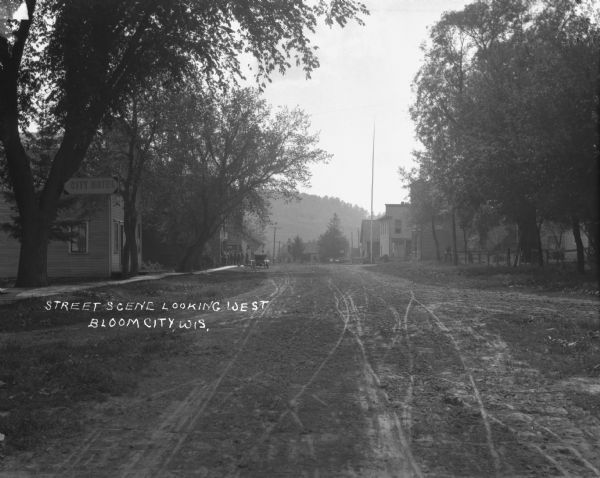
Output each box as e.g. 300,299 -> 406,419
0,269 -> 268,454
489,312 -> 600,378
486,311 -> 600,418
568,391 -> 600,418
372,261 -> 599,296
0,329 -> 185,451
374,261 -> 600,417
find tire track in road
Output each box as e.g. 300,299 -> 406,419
387,300 -> 415,439
348,270 -> 506,474
139,275 -> 292,477
411,295 -> 502,476
344,269 -> 507,474
345,272 -> 418,447
330,280 -> 423,478
485,411 -> 588,477
285,280 -> 353,409
240,278 -> 353,469
454,394 -> 600,477
57,275 -> 291,478
400,279 -> 600,477
421,294 -> 600,476
314,267 -> 600,477
354,270 -> 564,475
381,297 -> 413,363
240,275 -> 423,477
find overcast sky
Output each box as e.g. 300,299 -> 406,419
260,0 -> 469,215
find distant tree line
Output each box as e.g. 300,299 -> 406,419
282,214 -> 349,263
268,193 -> 367,245
407,0 -> 598,273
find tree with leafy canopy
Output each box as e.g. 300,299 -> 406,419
79,86 -> 165,277
145,86 -> 329,272
317,213 -> 349,261
289,235 -> 305,262
410,0 -> 598,272
400,166 -> 445,262
456,0 -> 599,270
0,0 -> 367,286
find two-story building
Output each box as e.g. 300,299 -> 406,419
378,203 -> 412,260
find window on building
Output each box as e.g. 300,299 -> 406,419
395,219 -> 402,234
69,222 -> 88,253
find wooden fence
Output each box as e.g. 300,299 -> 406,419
443,248 -> 590,266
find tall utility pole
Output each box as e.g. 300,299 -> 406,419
272,225 -> 277,263
370,122 -> 375,264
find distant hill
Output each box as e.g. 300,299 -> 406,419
267,193 -> 368,247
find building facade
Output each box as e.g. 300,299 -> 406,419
216,213 -> 264,265
0,179 -> 141,279
379,203 -> 412,260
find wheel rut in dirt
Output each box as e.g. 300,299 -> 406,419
5,265 -> 599,477
344,267 -> 600,477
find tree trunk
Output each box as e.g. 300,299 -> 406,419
451,207 -> 458,265
516,206 -> 538,264
2,130 -> 60,287
15,215 -> 50,287
127,219 -> 139,274
122,198 -> 139,277
584,220 -> 599,276
536,220 -> 544,267
431,215 -> 441,261
122,237 -> 130,276
0,7 -> 50,287
572,216 -> 585,274
177,240 -> 206,272
2,108 -> 98,286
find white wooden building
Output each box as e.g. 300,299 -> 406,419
0,178 -> 141,279
378,203 -> 412,260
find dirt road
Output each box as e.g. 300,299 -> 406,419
5,264 -> 600,477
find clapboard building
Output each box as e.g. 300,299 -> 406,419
378,203 -> 412,260
0,178 -> 141,280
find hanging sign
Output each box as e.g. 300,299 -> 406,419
64,177 -> 118,195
